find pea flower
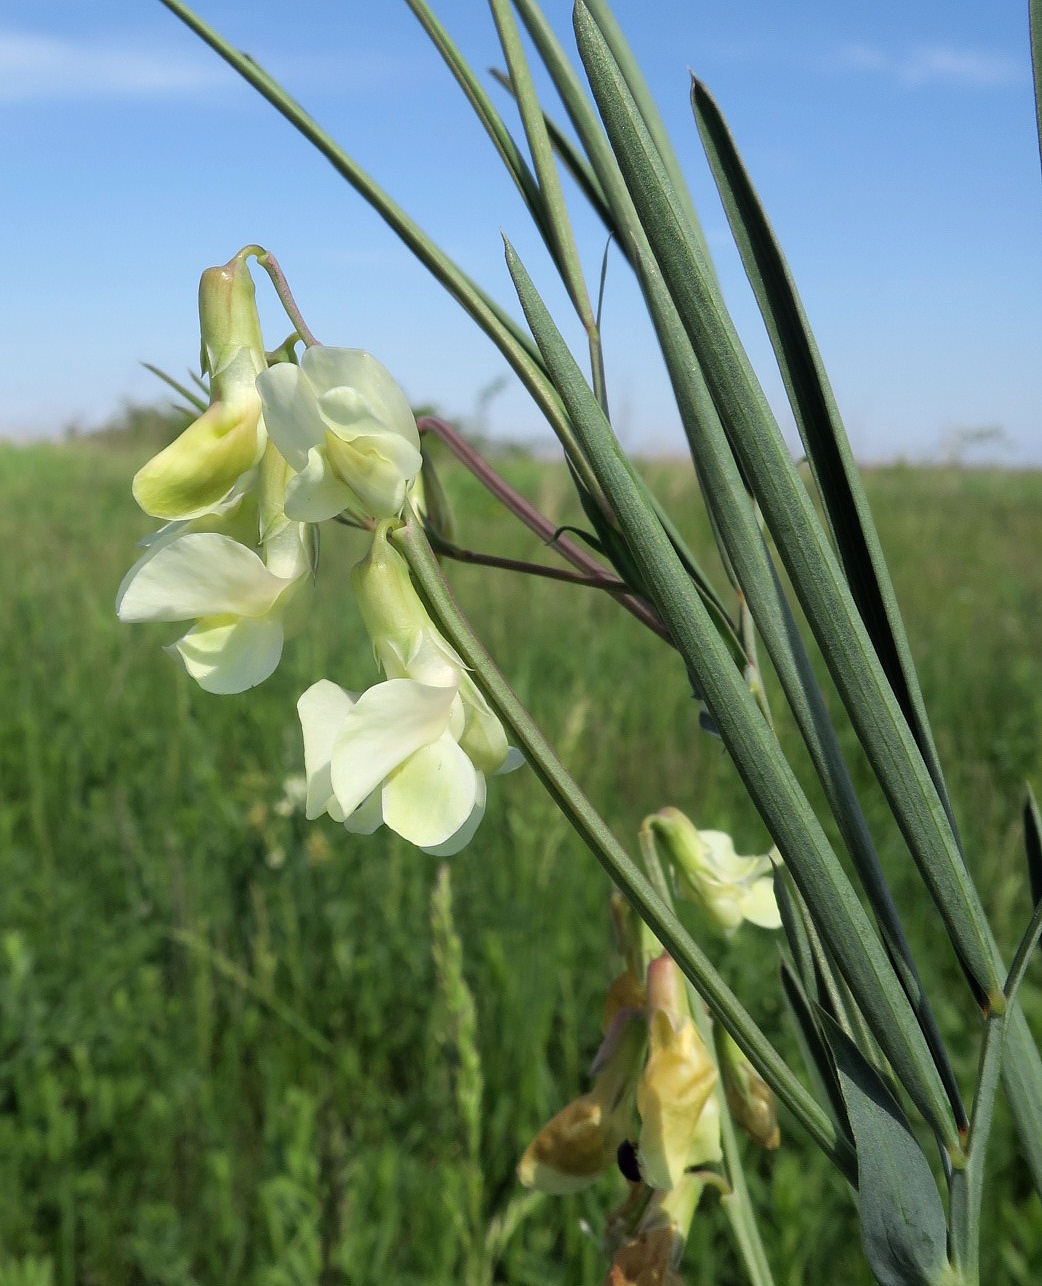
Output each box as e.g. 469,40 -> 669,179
117,445 -> 315,694
256,346 -> 422,522
640,808 -> 781,936
133,248 -> 268,521
636,955 -> 720,1191
517,1015 -> 646,1196
297,524 -> 520,855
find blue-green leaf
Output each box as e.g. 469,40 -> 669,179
822,1016 -> 949,1286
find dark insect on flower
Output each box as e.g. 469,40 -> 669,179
616,1138 -> 642,1183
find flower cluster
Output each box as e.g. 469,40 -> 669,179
518,836 -> 782,1282
118,246 -> 519,853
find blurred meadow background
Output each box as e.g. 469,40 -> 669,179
1,409 -> 1041,1284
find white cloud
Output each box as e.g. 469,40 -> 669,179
0,29 -> 228,102
839,42 -> 1022,89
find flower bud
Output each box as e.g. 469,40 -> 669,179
133,249 -> 268,521
351,522 -> 463,688
718,1030 -> 780,1151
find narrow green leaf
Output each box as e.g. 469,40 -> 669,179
775,869 -> 816,997
573,0 -> 1001,1007
404,0 -> 554,248
504,234 -> 959,1152
780,960 -> 851,1146
1031,0 -> 1042,178
629,236 -> 965,1126
691,78 -> 958,837
487,0 -> 599,347
822,1015 -> 949,1286
1001,1009 -> 1042,1197
1025,785 -> 1042,908
1005,893 -> 1042,1008
156,0 -> 605,503
489,66 -> 619,237
580,0 -> 719,290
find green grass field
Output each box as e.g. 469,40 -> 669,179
1,428 -> 1041,1284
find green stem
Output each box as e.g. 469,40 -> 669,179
393,511 -> 855,1183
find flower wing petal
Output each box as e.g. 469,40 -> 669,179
284,447 -> 354,522
298,680 -> 357,820
173,614 -> 284,694
381,732 -> 478,850
117,533 -> 288,622
256,362 -> 324,470
329,678 -> 457,820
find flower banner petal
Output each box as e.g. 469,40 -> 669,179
173,614 -> 284,694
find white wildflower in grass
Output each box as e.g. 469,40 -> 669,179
297,523 -> 520,855
132,248 -> 268,521
117,445 -> 315,694
636,954 -> 721,1191
256,346 -> 422,523
641,808 -> 782,936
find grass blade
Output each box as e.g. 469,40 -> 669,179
691,79 -> 958,836
504,233 -> 961,1155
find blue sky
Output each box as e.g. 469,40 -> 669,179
3,0 -> 1041,462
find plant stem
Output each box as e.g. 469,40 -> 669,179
393,510 -> 855,1183
418,415 -> 671,642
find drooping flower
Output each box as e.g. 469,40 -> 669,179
117,445 -> 315,693
256,346 -> 422,522
297,524 -> 519,854
640,808 -> 781,936
133,248 -> 269,521
636,955 -> 720,1191
517,1015 -> 646,1195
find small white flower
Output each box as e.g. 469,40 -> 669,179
256,347 -> 422,522
297,523 -> 520,855
133,250 -> 268,521
641,808 -> 781,936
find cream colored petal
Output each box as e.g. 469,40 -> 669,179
302,347 -> 419,448
297,680 -> 357,820
329,678 -> 457,819
173,614 -> 284,694
381,733 -> 478,850
324,431 -> 422,520
419,772 -> 486,857
117,533 -> 288,622
342,787 -> 383,835
256,361 -> 324,470
132,397 -> 262,521
737,877 -> 783,930
283,446 -> 354,522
